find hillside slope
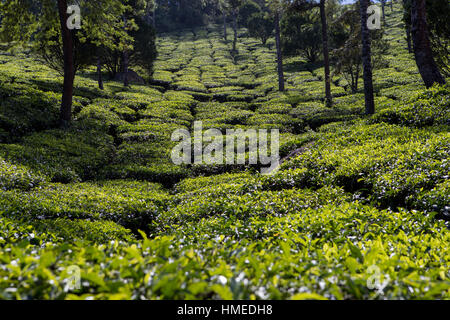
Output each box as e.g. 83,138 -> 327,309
0,3 -> 449,299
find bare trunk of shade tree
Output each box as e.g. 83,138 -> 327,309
97,57 -> 104,90
145,7 -> 155,29
320,0 -> 332,107
274,11 -> 285,92
123,50 -> 129,87
403,0 -> 413,53
57,0 -> 75,126
411,0 -> 445,88
381,1 -> 386,24
406,24 -> 413,53
359,0 -> 375,115
123,16 -> 129,87
223,12 -> 227,41
232,9 -> 238,52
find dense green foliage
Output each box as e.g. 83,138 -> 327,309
281,9 -> 322,63
0,2 -> 449,300
247,12 -> 273,45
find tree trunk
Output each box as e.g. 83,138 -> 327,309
274,11 -> 285,92
406,24 -> 413,53
57,0 -> 75,126
411,0 -> 445,88
320,0 -> 332,107
223,12 -> 227,41
145,6 -> 155,29
123,51 -> 129,87
355,67 -> 360,92
350,70 -> 356,93
123,16 -> 129,87
97,57 -> 104,90
232,9 -> 238,52
381,1 -> 386,24
359,0 -> 375,115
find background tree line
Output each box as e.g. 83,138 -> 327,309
0,0 -> 448,126
150,0 -> 447,114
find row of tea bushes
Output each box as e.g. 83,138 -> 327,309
271,121 -> 449,213
0,157 -> 47,191
373,84 -> 450,128
0,201 -> 448,300
0,180 -> 171,232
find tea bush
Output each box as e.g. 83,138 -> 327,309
281,122 -> 449,210
0,157 -> 47,191
373,84 -> 450,127
0,128 -> 115,183
29,219 -> 136,243
0,82 -> 60,138
0,180 -> 171,231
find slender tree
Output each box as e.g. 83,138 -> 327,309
97,57 -> 104,90
228,0 -> 242,52
410,0 -> 445,87
217,0 -> 228,41
123,16 -> 130,87
402,0 -> 413,53
380,0 -> 386,24
56,0 -> 75,125
359,0 -> 375,114
406,25 -> 413,52
264,0 -> 285,91
319,0 -> 332,106
223,12 -> 228,40
233,8 -> 238,51
274,10 -> 285,91
152,1 -> 157,28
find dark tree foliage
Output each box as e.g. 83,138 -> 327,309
238,0 -> 261,27
101,16 -> 157,80
422,0 -> 449,78
155,0 -> 215,32
247,12 -> 274,45
281,9 -> 322,63
130,16 -> 158,76
34,26 -> 97,77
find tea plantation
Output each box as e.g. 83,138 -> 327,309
0,4 -> 449,299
